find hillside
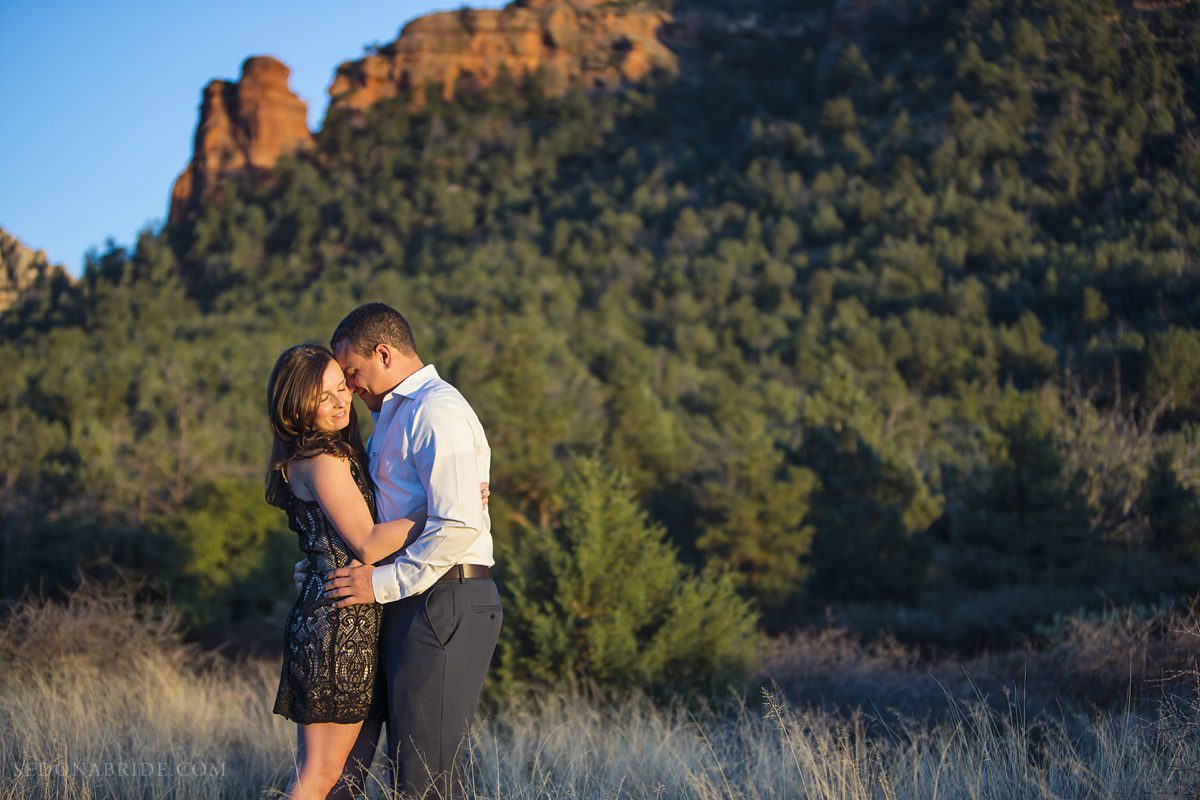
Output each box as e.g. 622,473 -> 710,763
3,0 -> 1200,681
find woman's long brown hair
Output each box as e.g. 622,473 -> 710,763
265,343 -> 366,508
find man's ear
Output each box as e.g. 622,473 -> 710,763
376,343 -> 392,368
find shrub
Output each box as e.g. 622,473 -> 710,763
496,458 -> 761,697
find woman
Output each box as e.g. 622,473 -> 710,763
264,343 -> 487,799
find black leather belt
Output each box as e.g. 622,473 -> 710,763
435,564 -> 492,584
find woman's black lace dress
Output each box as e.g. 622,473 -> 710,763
273,457 -> 383,724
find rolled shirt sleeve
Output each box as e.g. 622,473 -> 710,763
371,400 -> 489,602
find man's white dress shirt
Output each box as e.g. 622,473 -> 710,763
367,364 -> 493,603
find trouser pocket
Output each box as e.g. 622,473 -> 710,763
422,584 -> 457,647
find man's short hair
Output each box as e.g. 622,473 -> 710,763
330,303 -> 417,357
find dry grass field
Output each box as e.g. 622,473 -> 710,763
2,585 -> 1199,799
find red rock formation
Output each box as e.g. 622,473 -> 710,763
0,228 -> 71,314
327,0 -> 676,114
169,56 -> 312,224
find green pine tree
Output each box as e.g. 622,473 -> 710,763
496,458 -> 760,697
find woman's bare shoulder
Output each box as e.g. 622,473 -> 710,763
286,452 -> 351,493
290,452 -> 350,478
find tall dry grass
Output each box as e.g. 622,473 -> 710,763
2,584 -> 1198,799
0,583 -> 292,799
761,602 -> 1200,718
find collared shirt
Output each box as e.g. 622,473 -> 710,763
366,364 -> 493,603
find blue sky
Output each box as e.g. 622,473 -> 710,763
0,0 -> 505,275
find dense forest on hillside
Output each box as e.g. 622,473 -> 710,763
4,0 -> 1200,694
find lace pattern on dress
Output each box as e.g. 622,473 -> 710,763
272,457 -> 383,724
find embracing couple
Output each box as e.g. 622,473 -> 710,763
264,302 -> 501,799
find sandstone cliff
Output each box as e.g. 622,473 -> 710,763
0,228 -> 70,314
168,56 -> 312,224
327,0 -> 675,113
169,2 -> 676,223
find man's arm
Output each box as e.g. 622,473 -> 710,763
370,401 -> 488,602
324,401 -> 490,608
323,484 -> 491,607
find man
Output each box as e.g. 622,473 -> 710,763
308,302 -> 501,799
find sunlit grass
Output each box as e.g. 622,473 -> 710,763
1,586 -> 1197,799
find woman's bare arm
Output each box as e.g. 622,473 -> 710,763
300,454 -> 427,564
295,455 -> 490,566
